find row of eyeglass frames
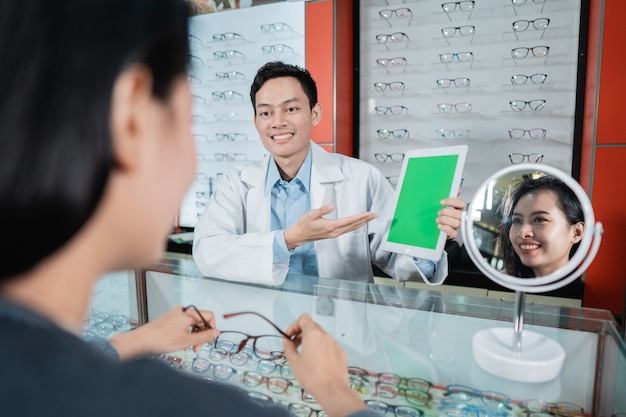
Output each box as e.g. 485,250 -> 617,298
157,336 -> 585,417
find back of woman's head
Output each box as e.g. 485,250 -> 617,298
497,175 -> 584,277
0,0 -> 190,281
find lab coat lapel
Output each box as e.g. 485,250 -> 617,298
241,157 -> 272,232
310,142 -> 344,220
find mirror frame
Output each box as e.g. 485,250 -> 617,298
461,164 -> 603,293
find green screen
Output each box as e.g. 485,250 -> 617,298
387,155 -> 459,249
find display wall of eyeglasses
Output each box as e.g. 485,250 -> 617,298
357,0 -> 586,200
178,1 -> 305,228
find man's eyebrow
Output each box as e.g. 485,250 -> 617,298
256,97 -> 301,109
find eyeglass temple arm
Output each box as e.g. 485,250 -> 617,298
223,311 -> 292,339
182,305 -> 213,330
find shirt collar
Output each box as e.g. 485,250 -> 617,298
265,146 -> 313,195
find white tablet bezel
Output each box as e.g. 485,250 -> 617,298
381,145 -> 468,261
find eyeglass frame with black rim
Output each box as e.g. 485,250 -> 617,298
375,152 -> 405,162
508,152 -> 544,164
508,128 -> 546,139
375,105 -> 409,115
377,128 -> 409,139
365,400 -> 425,417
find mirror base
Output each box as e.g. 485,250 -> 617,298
472,327 -> 565,383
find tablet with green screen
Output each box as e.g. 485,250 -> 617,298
381,145 -> 468,261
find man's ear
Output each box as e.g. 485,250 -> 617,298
109,65 -> 153,171
311,103 -> 322,127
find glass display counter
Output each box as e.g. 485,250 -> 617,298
90,255 -> 626,417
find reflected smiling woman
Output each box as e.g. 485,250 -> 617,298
497,175 -> 585,278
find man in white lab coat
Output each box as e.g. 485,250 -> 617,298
193,61 -> 466,285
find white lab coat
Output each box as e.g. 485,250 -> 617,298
193,142 -> 448,285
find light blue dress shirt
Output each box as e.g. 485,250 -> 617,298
265,147 -> 436,280
267,148 -> 319,276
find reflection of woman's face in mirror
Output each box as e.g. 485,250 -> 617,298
509,190 -> 584,276
498,176 -> 585,278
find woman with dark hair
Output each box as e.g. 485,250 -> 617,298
0,1 -> 377,416
496,175 -> 585,278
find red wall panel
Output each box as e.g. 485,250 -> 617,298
584,147 -> 626,313
306,1 -> 334,149
582,0 -> 626,315
595,1 -> 626,144
334,1 -> 354,157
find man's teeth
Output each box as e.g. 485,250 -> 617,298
272,133 -> 292,140
520,244 -> 539,250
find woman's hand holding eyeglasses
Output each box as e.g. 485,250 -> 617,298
109,305 -> 220,360
282,314 -> 368,417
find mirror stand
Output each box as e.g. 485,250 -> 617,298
471,290 -> 566,383
512,290 -> 525,354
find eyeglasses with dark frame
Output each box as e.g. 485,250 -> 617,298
511,46 -> 549,60
222,311 -> 293,360
375,105 -> 408,116
509,152 -> 544,164
375,32 -> 409,50
182,306 -> 294,361
437,77 -> 471,88
513,18 -> 550,33
365,400 -> 424,417
373,81 -> 405,93
377,128 -> 409,139
378,8 -> 413,27
442,1 -> 475,21
509,99 -> 546,112
376,57 -> 408,70
508,128 -> 546,139
375,152 -> 405,162
441,25 -> 475,38
511,73 -> 547,86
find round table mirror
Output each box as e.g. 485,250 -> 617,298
460,163 -> 603,383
